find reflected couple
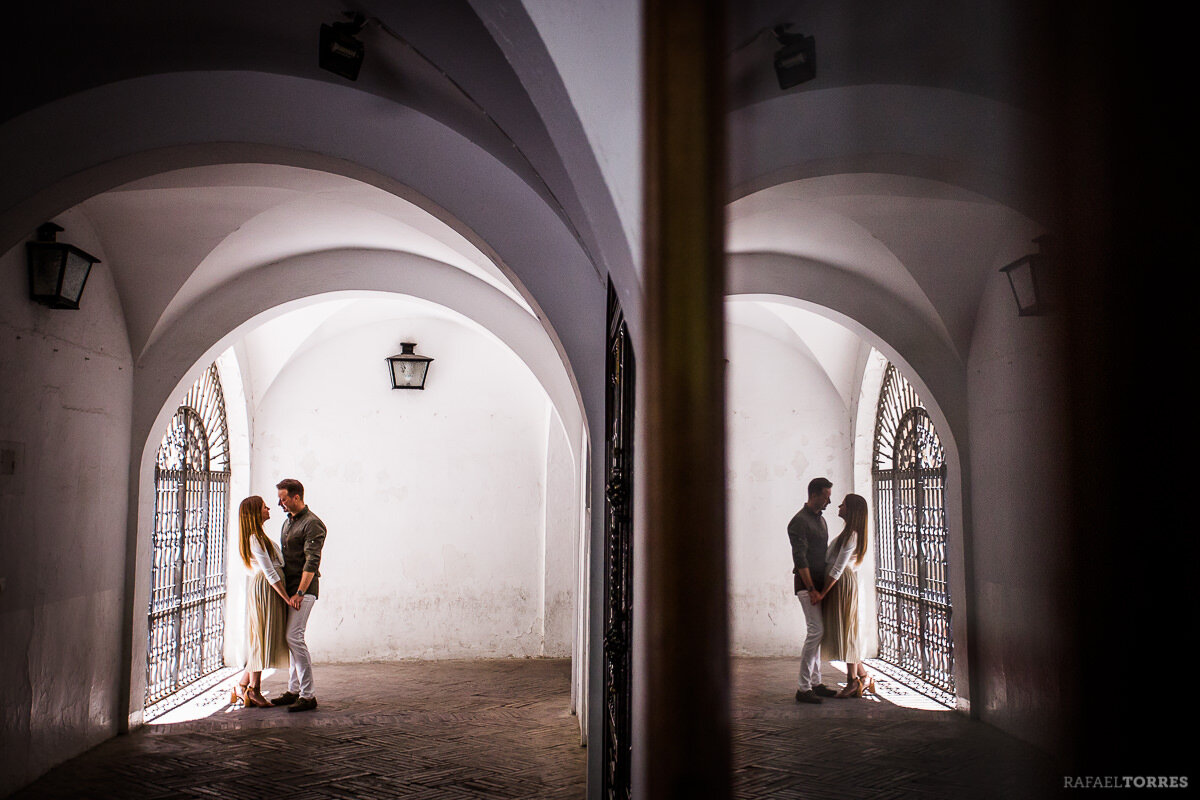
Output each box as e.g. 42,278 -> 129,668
817,493 -> 877,699
789,478 -> 875,703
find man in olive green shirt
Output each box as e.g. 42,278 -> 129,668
269,478 -> 327,712
787,476 -> 837,703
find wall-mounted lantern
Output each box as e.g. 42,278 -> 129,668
773,24 -> 816,89
26,223 -> 99,309
999,234 -> 1053,317
385,342 -> 433,390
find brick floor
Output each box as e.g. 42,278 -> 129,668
11,659 -> 585,800
9,658 -> 1060,799
731,658 -> 1061,800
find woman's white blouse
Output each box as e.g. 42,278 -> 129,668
248,535 -> 283,585
826,530 -> 858,581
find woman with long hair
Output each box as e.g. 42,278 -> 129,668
231,495 -> 291,707
817,493 -> 876,698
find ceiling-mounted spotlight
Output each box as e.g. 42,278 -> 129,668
319,12 -> 367,81
773,25 -> 816,89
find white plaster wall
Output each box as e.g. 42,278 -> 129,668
542,408 -> 577,656
0,211 -> 133,795
249,313 -> 563,661
215,348 -> 252,669
725,322 -> 854,655
967,264 -> 1069,752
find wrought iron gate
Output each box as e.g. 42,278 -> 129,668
603,281 -> 634,800
146,364 -> 231,706
871,363 -> 955,699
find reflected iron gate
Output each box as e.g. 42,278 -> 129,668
871,363 -> 955,697
603,281 -> 634,800
146,364 -> 231,706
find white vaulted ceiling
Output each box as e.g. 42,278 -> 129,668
727,174 -> 1042,365
77,164 -> 531,359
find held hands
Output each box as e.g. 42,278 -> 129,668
808,589 -> 822,605
289,593 -> 303,610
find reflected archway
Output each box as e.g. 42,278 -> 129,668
871,362 -> 955,704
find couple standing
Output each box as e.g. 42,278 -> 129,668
231,478 -> 327,712
788,476 -> 875,703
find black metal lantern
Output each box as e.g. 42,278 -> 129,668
773,25 -> 816,89
385,342 -> 433,390
26,222 -> 99,309
999,235 -> 1052,317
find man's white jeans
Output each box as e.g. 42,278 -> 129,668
796,591 -> 823,691
286,594 -> 317,698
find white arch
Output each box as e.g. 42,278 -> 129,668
725,277 -> 972,706
727,252 -> 965,441
0,72 -> 606,418
0,73 -> 609,729
122,246 -> 588,718
135,249 -> 582,460
729,84 -> 1054,227
724,107 -> 1054,704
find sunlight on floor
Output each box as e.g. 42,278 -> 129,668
146,659 -> 954,724
830,660 -> 953,711
147,668 -> 284,725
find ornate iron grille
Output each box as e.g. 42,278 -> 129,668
602,281 -> 634,800
871,363 -> 955,697
146,364 -> 231,706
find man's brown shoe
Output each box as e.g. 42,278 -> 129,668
270,691 -> 299,707
288,696 -> 318,713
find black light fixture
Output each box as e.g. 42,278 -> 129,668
773,25 -> 816,89
26,222 -> 99,309
999,235 -> 1053,317
319,12 -> 367,81
385,342 -> 434,390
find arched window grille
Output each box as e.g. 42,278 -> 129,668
146,364 -> 231,706
872,363 -> 955,699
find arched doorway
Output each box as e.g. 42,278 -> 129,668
86,161 -> 596,730
871,362 -> 954,702
145,363 -> 231,710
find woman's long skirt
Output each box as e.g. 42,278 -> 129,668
820,568 -> 862,663
245,571 -> 290,671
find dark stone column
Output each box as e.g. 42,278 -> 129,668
640,1 -> 730,798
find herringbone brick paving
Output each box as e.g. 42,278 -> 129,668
9,658 -> 1059,799
10,659 -> 585,800
730,658 -> 1061,800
